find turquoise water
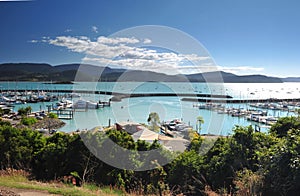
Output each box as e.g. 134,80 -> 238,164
1,82 -> 298,135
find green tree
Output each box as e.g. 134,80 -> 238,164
0,124 -> 45,169
203,126 -> 276,193
167,151 -> 205,195
196,116 -> 204,134
25,106 -> 32,115
17,107 -> 26,116
32,132 -> 80,179
262,129 -> 300,195
0,119 -> 11,126
147,112 -> 160,132
189,131 -> 204,152
270,116 -> 300,137
17,106 -> 32,116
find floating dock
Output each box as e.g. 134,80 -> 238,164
46,105 -> 74,120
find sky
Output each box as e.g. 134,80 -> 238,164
1,0 -> 300,77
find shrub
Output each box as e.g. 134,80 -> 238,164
21,117 -> 38,126
48,112 -> 58,119
17,106 -> 32,116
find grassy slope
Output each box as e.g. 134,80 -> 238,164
0,174 -> 124,196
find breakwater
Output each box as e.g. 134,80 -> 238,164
182,97 -> 300,103
2,89 -> 233,101
3,89 -> 300,103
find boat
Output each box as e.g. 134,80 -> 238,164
56,99 -> 73,109
99,100 -> 111,107
68,93 -> 81,98
73,99 -> 99,109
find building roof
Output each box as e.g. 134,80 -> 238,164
158,135 -> 190,152
116,122 -> 143,134
132,126 -> 159,142
116,121 -> 189,152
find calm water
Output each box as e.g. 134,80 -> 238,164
1,82 -> 299,135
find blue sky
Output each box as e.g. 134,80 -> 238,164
1,0 -> 300,77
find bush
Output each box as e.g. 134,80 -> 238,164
17,106 -> 32,116
48,112 -> 58,119
0,119 -> 11,126
21,117 -> 38,126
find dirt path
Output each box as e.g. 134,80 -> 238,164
0,187 -> 60,196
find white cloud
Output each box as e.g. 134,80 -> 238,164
48,36 -> 92,53
143,38 -> 152,44
97,36 -> 139,44
217,66 -> 264,74
179,54 -> 211,62
92,26 -> 98,33
48,34 -> 263,75
29,40 -> 38,43
45,35 -> 213,75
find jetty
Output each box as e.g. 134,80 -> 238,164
46,105 -> 74,120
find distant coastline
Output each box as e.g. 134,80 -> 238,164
0,63 -> 299,83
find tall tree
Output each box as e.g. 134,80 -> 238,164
147,112 -> 160,132
196,116 -> 204,134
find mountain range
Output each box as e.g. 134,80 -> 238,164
0,63 -> 298,83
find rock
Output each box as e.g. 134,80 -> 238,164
0,189 -> 19,196
31,117 -> 65,130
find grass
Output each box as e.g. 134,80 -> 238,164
0,171 -> 125,196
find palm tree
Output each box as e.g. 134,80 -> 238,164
25,106 -> 32,116
196,116 -> 204,134
147,112 -> 160,132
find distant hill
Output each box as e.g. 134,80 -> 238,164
281,77 -> 300,82
225,74 -> 282,83
0,63 -> 55,81
181,72 -> 283,83
0,62 -> 296,83
0,63 -> 54,73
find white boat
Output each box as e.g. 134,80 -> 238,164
69,93 -> 81,98
0,96 -> 11,102
56,98 -> 73,109
73,99 -> 98,109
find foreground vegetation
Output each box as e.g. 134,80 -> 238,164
0,116 -> 299,195
0,169 -> 123,195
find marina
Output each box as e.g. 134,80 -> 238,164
1,82 -> 300,135
194,102 -> 287,127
